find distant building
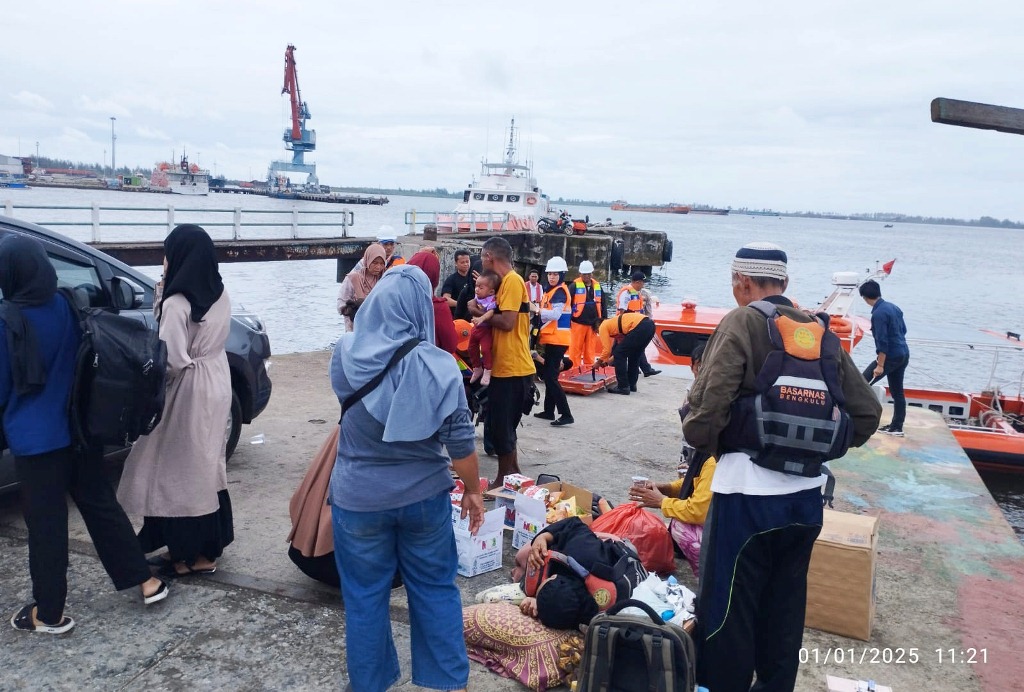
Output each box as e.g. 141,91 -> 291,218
0,154 -> 23,177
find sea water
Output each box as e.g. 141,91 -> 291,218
5,187 -> 1023,538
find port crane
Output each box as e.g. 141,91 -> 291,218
268,44 -> 319,190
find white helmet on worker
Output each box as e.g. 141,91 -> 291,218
377,225 -> 396,243
579,260 -> 595,274
545,256 -> 569,273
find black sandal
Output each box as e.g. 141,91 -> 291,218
10,604 -> 75,634
157,562 -> 217,579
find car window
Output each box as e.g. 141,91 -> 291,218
50,254 -> 107,307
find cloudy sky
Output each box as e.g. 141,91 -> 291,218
4,1 -> 1024,220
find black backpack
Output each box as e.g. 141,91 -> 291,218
576,599 -> 696,692
60,289 -> 168,448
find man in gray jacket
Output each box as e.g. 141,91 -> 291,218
683,242 -> 881,691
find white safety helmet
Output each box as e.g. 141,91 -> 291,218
545,256 -> 569,273
579,260 -> 595,274
377,224 -> 396,243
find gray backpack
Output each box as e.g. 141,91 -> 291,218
576,599 -> 696,692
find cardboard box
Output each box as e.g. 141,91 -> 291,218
503,473 -> 535,493
452,506 -> 505,577
483,487 -> 519,528
805,509 -> 879,641
511,481 -> 593,549
826,676 -> 892,692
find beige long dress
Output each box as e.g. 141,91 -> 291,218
118,291 -> 232,517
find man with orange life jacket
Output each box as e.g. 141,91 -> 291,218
533,257 -> 574,426
595,311 -> 656,395
566,261 -> 602,369
616,271 -> 661,378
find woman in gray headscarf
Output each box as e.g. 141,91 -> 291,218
329,264 -> 483,692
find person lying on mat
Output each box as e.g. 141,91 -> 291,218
516,517 -> 646,630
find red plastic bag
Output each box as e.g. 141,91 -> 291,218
590,502 -> 675,575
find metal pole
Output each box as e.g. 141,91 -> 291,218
110,117 -> 117,175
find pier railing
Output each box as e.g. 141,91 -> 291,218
404,210 -> 520,234
2,201 -> 354,242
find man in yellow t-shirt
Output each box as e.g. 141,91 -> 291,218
479,237 -> 535,488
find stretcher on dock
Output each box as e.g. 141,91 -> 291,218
559,365 -> 617,395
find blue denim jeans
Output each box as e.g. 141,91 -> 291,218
332,490 -> 468,692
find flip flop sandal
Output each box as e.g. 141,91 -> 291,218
10,604 -> 75,634
143,580 -> 170,605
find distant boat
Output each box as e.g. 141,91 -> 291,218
884,223 -> 894,228
150,152 -> 209,196
690,207 -> 730,216
611,200 -> 691,214
0,172 -> 28,189
437,117 -> 550,233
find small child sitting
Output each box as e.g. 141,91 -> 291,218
468,270 -> 501,386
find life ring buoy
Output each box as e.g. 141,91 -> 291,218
829,317 -> 853,335
525,195 -> 537,206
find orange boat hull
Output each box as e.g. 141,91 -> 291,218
887,386 -> 1024,472
648,303 -> 866,367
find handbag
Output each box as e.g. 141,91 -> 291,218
287,337 -> 422,561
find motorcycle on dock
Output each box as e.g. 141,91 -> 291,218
538,211 -> 588,236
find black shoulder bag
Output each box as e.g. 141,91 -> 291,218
339,338 -> 422,423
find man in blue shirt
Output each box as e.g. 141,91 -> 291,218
859,279 -> 910,436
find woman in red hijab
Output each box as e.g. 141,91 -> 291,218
407,250 -> 459,354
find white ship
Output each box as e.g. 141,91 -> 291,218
437,118 -> 550,233
150,153 -> 210,196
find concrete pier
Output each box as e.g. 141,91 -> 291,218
0,351 -> 1021,690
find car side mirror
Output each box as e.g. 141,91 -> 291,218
111,276 -> 144,310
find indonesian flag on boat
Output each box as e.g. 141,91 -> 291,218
882,259 -> 896,275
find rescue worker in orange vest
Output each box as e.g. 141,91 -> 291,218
566,260 -> 602,369
533,256 -> 574,426
616,271 -> 661,378
595,312 -> 656,395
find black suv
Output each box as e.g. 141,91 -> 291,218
0,214 -> 272,492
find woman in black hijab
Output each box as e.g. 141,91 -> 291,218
118,225 -> 235,578
1,235 -> 168,635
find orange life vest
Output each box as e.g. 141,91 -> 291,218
539,284 -> 572,347
571,278 -> 603,319
616,285 -> 642,312
386,255 -> 406,270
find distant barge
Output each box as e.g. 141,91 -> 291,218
611,200 -> 691,214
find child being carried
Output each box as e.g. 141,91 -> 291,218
468,270 -> 501,387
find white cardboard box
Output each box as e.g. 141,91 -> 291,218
510,482 -> 593,549
452,506 -> 505,577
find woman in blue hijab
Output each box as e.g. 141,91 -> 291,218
329,264 -> 484,692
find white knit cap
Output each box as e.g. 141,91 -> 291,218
731,242 -> 788,280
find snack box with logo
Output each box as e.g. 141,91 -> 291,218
502,473 -> 535,493
451,506 -> 505,577
511,482 -> 593,549
805,509 -> 879,641
483,487 -> 520,529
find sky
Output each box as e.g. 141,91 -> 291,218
4,1 -> 1024,220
